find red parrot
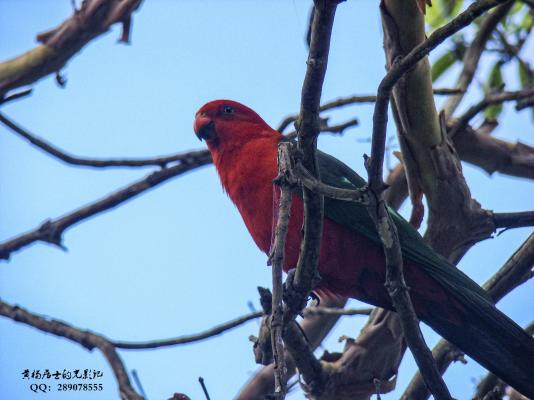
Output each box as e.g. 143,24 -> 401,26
193,99 -> 534,397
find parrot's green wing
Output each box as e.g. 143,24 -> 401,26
316,150 -> 491,302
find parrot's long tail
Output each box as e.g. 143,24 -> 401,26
421,289 -> 534,398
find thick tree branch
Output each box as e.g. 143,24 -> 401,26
0,155 -> 212,261
0,299 -> 143,400
290,0 -> 341,313
402,233 -> 534,399
371,0 -> 510,185
452,124 -> 534,180
0,0 -> 143,97
268,2 -> 342,397
493,211 -> 534,230
0,112 -> 211,169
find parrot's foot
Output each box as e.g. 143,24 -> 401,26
283,269 -> 322,316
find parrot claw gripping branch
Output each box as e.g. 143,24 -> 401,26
193,0 -> 534,399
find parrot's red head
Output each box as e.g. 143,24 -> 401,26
193,100 -> 276,148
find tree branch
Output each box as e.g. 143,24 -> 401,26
236,296 -> 348,400
294,163 -> 369,203
284,116 -> 359,139
290,4 -> 335,296
493,211 -> 534,230
268,142 -> 297,398
302,306 -> 373,317
449,88 -> 534,137
0,0 -> 144,97
112,311 -> 262,350
289,0 -> 340,314
452,124 -> 534,180
0,112 -> 211,169
269,2 -> 342,396
0,155 -> 212,261
278,89 -> 461,133
0,299 -> 143,400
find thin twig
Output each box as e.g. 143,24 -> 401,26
294,163 -> 369,204
0,112 -> 211,169
278,89 -> 459,132
442,1 -> 514,117
269,142 -> 296,399
112,311 -> 262,349
302,307 -> 373,317
0,299 -> 143,400
371,0 -> 510,185
0,156 -> 212,261
131,370 -> 148,399
0,88 -> 33,105
284,117 -> 359,139
198,377 -> 211,400
449,88 -> 534,137
496,29 -> 532,76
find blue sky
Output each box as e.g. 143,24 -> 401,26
1,1 -> 532,399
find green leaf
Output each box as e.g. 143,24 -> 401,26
426,0 -> 446,30
432,51 -> 457,82
517,62 -> 534,120
520,11 -> 534,31
484,103 -> 503,121
484,61 -> 504,121
448,0 -> 464,18
518,62 -> 533,88
510,2 -> 524,17
426,0 -> 464,30
486,61 -> 504,92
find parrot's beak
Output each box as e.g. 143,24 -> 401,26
194,113 -> 217,141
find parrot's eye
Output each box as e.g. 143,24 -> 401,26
222,105 -> 235,115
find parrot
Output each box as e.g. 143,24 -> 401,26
193,99 -> 534,397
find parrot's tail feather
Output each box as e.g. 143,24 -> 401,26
422,290 -> 534,398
